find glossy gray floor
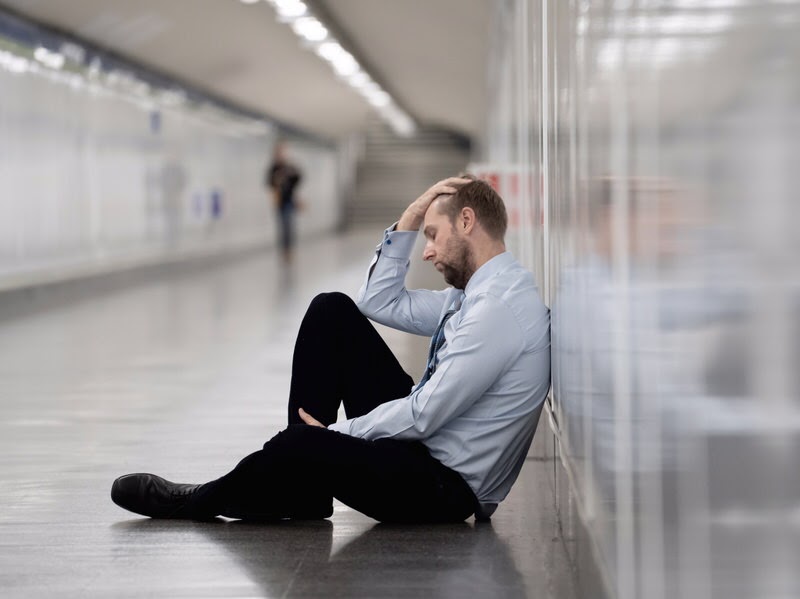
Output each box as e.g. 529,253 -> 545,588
0,228 -> 577,598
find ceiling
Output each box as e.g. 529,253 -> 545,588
0,0 -> 490,142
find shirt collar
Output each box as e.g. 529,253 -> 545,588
464,251 -> 515,297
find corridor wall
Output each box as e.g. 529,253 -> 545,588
0,15 -> 339,290
482,1 -> 799,598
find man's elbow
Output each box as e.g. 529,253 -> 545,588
355,292 -> 395,322
354,294 -> 377,320
411,421 -> 434,437
408,408 -> 438,438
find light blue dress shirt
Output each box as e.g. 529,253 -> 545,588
328,226 -> 551,517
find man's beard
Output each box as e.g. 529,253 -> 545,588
441,235 -> 475,290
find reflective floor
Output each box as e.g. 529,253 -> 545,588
0,228 -> 577,598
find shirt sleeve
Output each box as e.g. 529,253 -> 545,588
356,225 -> 449,336
328,292 -> 525,440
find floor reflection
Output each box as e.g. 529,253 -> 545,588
113,517 -> 527,598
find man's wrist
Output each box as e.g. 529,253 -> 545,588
382,228 -> 418,257
396,211 -> 422,231
328,420 -> 352,435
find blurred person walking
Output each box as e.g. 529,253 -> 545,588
266,141 -> 302,264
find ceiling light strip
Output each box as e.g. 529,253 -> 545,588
258,0 -> 416,136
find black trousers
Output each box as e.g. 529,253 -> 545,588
188,292 -> 478,523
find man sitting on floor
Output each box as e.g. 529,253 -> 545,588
111,176 -> 551,523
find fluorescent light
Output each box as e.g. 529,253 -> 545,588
272,0 -> 307,19
34,47 -> 65,70
291,17 -> 327,42
366,90 -> 390,107
239,0 -> 260,4
264,0 -> 416,136
381,104 -> 415,137
614,13 -> 734,36
316,41 -> 344,62
597,36 -> 718,68
668,0 -> 745,7
332,52 -> 358,76
357,80 -> 381,97
316,41 -> 361,76
59,42 -> 85,64
347,71 -> 370,88
0,49 -> 29,74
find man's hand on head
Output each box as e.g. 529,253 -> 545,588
397,177 -> 471,232
298,408 -> 326,428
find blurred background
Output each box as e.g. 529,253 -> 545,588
0,1 -> 797,598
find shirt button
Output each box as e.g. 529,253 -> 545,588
386,239 -> 392,245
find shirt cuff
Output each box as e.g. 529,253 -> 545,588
328,420 -> 352,435
381,226 -> 417,259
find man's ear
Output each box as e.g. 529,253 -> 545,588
461,207 -> 476,234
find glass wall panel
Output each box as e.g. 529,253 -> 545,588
484,1 -> 799,597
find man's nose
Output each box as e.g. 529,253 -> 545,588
422,244 -> 434,261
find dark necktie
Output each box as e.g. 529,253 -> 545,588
415,306 -> 458,390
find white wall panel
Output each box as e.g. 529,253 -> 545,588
0,32 -> 339,290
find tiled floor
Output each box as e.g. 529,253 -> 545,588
0,228 -> 577,598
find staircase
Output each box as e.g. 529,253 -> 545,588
346,119 -> 471,226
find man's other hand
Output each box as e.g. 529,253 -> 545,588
298,408 -> 326,428
397,177 -> 471,232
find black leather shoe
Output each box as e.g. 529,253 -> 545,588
111,473 -> 202,519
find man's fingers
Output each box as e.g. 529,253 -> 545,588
439,176 -> 472,185
424,177 -> 472,201
434,178 -> 471,191
439,176 -> 472,189
298,408 -> 325,428
398,176 -> 473,231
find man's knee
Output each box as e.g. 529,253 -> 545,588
265,423 -> 331,450
308,291 -> 360,318
310,291 -> 356,309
